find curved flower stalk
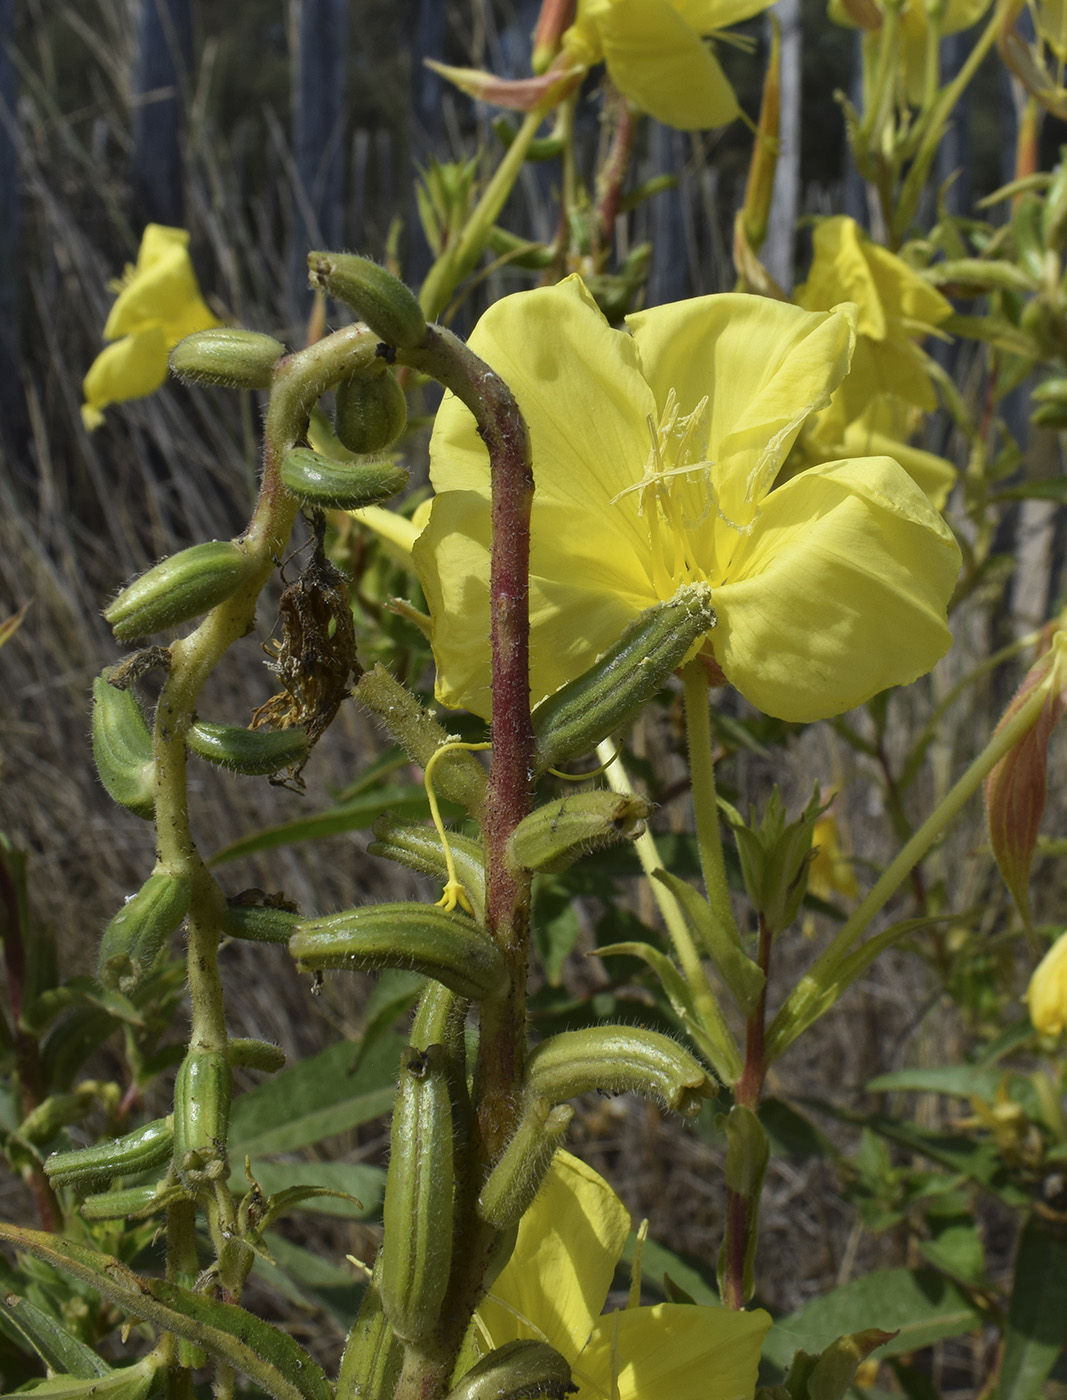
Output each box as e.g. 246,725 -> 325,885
82,225 -> 220,430
414,275 -> 961,725
476,1151 -> 771,1400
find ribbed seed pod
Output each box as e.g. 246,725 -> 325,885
170,329 -> 286,388
446,1341 -> 575,1400
508,791 -> 652,873
45,1117 -> 173,1190
477,1099 -> 573,1230
172,1049 -> 232,1183
380,1045 -> 454,1343
186,719 -> 309,776
334,369 -> 408,454
98,871 -> 191,992
308,252 -> 427,349
105,541 -> 251,642
279,446 -> 409,511
91,675 -> 156,819
525,1025 -> 714,1117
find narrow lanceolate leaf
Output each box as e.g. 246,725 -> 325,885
0,1225 -> 331,1400
996,1216 -> 1067,1400
984,632 -> 1067,932
0,1293 -> 111,1378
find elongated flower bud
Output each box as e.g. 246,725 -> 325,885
508,790 -> 651,873
334,369 -> 408,454
525,1026 -> 713,1116
477,1098 -> 573,1229
447,1341 -> 575,1400
380,1044 -> 454,1343
105,541 -> 251,642
92,675 -> 156,819
170,329 -> 286,389
290,903 -> 508,1000
532,583 -> 716,771
45,1117 -> 173,1189
279,446 -> 409,511
308,252 -> 427,349
98,871 -> 190,992
186,719 -> 309,776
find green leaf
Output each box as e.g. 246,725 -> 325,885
21,979 -> 143,1035
618,1233 -> 720,1306
229,1035 -> 401,1158
2,1356 -> 159,1400
353,970 -> 425,1071
992,478 -> 1067,504
532,880 -> 582,987
865,1065 -> 1003,1100
760,1099 -> 838,1162
762,1269 -> 983,1377
996,1216 -> 1067,1400
0,1227 -> 330,1400
230,1161 -> 385,1219
593,940 -> 727,1070
0,1295 -> 110,1378
209,785 -> 450,865
250,1233 -> 361,1330
918,1223 -> 988,1290
653,869 -> 765,1014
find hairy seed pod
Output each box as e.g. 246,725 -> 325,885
525,1025 -> 714,1117
446,1341 -> 575,1400
508,791 -> 652,873
80,1182 -> 184,1220
333,369 -> 408,454
1014,193 -> 1048,283
477,1099 -> 573,1230
91,675 -> 156,818
172,1049 -> 232,1183
227,1038 -> 286,1073
532,583 -> 716,772
308,252 -> 427,349
290,903 -> 508,1001
186,719 -> 309,776
105,541 -> 251,643
380,1044 -> 454,1343
45,1117 -> 174,1190
170,329 -> 286,389
221,901 -> 302,944
370,816 -> 486,923
279,445 -> 409,511
98,871 -> 191,992
1044,159 -> 1067,254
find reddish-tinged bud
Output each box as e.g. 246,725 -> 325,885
984,632 -> 1067,930
531,0 -> 576,73
424,58 -> 582,113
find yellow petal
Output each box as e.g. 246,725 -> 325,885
136,223 -> 191,269
712,456 -> 960,721
104,235 -> 218,341
576,1303 -> 771,1400
82,327 -> 170,421
350,504 -> 423,564
478,1152 -> 631,1359
1027,932 -> 1067,1035
581,0 -> 742,127
627,296 -> 856,526
837,403 -> 957,509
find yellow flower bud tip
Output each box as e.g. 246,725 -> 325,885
1027,931 -> 1067,1035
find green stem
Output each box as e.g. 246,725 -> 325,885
420,106 -> 553,321
683,661 -> 742,949
766,672 -> 1054,1061
597,740 -> 742,1084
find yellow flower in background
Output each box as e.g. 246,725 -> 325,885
562,0 -> 774,129
82,224 -> 220,430
795,216 -> 953,425
827,0 -> 992,102
414,276 -> 961,724
476,1151 -> 771,1400
1026,931 -> 1067,1035
796,398 -> 957,510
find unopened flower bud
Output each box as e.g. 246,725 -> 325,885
334,368 -> 408,454
98,871 -> 190,992
508,790 -> 651,873
92,674 -> 156,819
104,541 -> 251,642
477,1098 -> 573,1229
279,446 -> 409,511
170,329 -> 286,389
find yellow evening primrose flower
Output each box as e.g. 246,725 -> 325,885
828,0 -> 992,102
475,1151 -> 771,1400
413,276 -> 961,724
82,224 -> 220,430
1026,931 -> 1067,1035
561,0 -> 774,129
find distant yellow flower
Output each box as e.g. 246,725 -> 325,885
562,0 -> 774,129
414,276 -> 961,723
796,216 -> 952,424
1027,931 -> 1067,1035
827,0 -> 992,101
808,810 -> 859,906
82,224 -> 220,430
476,1151 -> 771,1400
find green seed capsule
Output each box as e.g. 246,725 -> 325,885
508,791 -> 652,873
186,719 -> 309,776
91,675 -> 156,819
525,1025 -> 714,1117
477,1099 -> 573,1230
279,446 -> 409,511
80,1182 -> 184,1220
290,903 -> 508,1001
308,252 -> 428,349
447,1341 -> 575,1400
532,583 -> 716,772
170,329 -> 286,389
1014,193 -> 1048,282
172,1049 -> 232,1184
98,871 -> 191,992
45,1116 -> 174,1189
227,1038 -> 286,1073
381,1044 -> 454,1343
221,901 -> 302,945
105,541 -> 251,642
334,370 -> 408,454
1044,155 -> 1067,254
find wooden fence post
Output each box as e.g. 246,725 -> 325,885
291,0 -> 348,295
131,0 -> 193,228
0,0 -> 23,453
